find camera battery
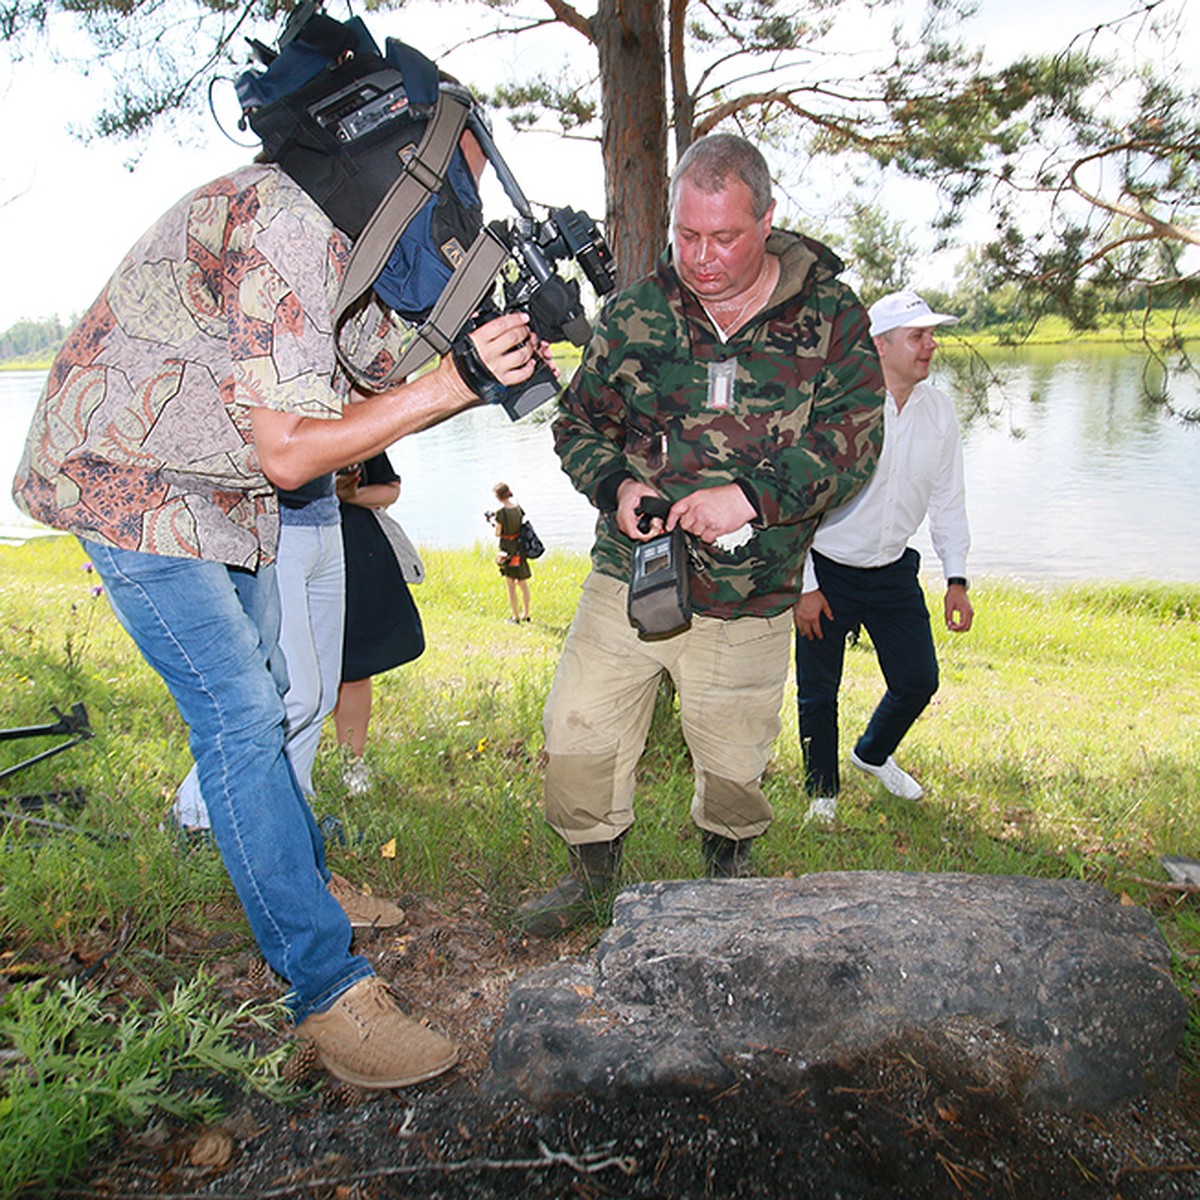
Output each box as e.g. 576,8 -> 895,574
309,69 -> 411,144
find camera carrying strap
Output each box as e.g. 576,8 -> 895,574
332,87 -> 508,389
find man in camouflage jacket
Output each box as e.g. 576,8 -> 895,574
514,133 -> 884,937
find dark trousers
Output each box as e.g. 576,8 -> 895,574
795,548 -> 939,797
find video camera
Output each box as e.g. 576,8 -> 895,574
454,104 -> 616,419
236,6 -> 615,422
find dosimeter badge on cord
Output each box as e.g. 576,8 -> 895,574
628,497 -> 692,639
234,0 -> 615,420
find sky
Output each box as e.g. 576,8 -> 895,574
0,1 -> 605,330
0,0 -> 1187,331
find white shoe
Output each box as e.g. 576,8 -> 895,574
342,757 -> 371,797
849,750 -> 924,800
805,796 -> 838,826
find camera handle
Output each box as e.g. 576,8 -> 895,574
463,102 -> 535,223
635,495 -> 672,534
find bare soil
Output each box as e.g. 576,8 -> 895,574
36,891 -> 1200,1199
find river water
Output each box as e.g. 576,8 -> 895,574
3,345 -> 1198,584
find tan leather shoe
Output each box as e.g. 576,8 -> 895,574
296,976 -> 458,1089
328,872 -> 405,929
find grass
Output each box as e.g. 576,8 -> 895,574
3,533 -> 1199,915
0,974 -> 291,1198
2,535 -> 1200,1190
958,308 -> 1200,349
4,534 -> 1200,905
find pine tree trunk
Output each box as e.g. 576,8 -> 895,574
594,0 -> 668,288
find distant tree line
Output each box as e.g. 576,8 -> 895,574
0,316 -> 68,362
830,206 -> 1196,335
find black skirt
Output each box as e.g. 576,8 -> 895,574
340,501 -> 425,681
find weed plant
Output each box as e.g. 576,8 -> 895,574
2,535 -> 1200,1190
0,973 -> 290,1197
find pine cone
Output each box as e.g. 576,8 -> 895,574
326,1080 -> 367,1108
282,1038 -> 319,1082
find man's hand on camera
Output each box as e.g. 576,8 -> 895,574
472,313 -> 541,386
667,484 -> 755,544
448,312 -> 551,408
616,479 -> 665,540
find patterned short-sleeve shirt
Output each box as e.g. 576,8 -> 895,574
12,163 -> 416,568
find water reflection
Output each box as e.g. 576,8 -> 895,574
928,345 -> 1200,582
3,347 -> 1198,584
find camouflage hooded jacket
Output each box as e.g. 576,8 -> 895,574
553,229 -> 885,619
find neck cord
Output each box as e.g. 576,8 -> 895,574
701,257 -> 776,337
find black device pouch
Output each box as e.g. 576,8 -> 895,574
627,497 -> 691,639
628,531 -> 691,638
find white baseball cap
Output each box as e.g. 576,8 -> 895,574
868,290 -> 960,338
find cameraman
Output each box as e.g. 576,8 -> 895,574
12,154 -> 539,1088
514,134 -> 884,936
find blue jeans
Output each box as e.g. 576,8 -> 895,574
795,548 -> 939,797
82,540 -> 371,1023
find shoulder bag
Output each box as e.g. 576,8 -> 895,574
374,510 -> 425,584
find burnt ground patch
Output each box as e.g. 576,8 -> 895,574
27,892 -> 1200,1199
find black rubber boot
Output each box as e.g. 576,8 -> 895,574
701,831 -> 755,879
513,837 -> 625,937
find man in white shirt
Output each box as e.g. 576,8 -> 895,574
794,290 -> 974,824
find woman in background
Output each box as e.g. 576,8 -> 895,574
172,473 -> 343,826
492,480 -> 531,624
335,452 -> 425,794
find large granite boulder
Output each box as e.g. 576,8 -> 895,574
492,872 -> 1186,1112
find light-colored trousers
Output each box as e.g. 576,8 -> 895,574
173,521 -> 345,828
542,572 -> 793,846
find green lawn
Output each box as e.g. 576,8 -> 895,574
4,534 -> 1198,925
2,534 -> 1199,1193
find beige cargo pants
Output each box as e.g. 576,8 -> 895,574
542,572 -> 793,846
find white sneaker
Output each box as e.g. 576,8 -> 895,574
849,750 -> 924,800
805,796 -> 838,826
342,757 -> 371,796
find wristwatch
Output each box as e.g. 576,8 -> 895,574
947,576 -> 969,591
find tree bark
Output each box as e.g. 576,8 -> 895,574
594,0 -> 668,288
668,0 -> 693,161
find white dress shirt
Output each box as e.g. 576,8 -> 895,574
802,379 -> 969,591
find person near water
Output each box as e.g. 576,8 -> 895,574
492,481 -> 531,623
794,289 -> 974,826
